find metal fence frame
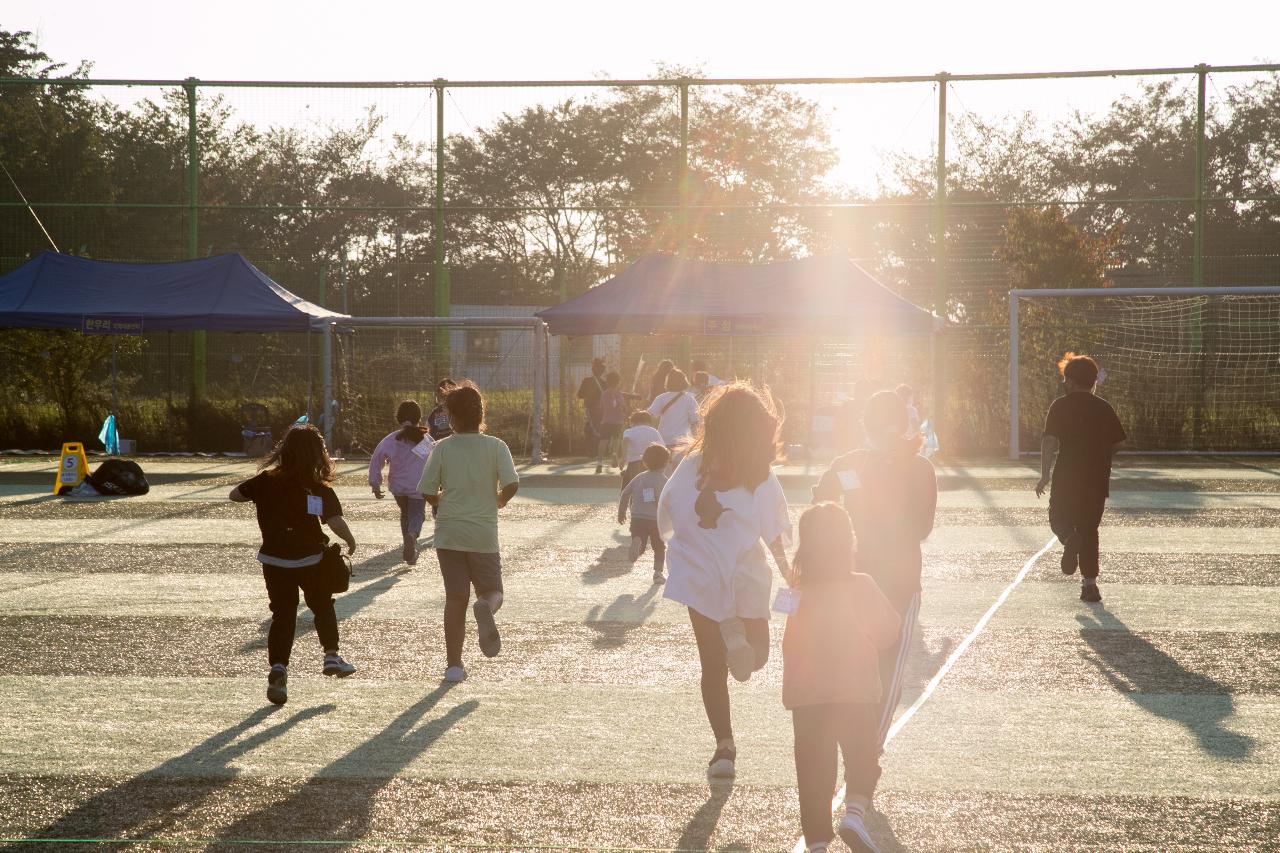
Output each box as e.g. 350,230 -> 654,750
4,62 -> 1280,448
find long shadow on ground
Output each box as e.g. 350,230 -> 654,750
7,704 -> 335,849
1078,606 -> 1256,760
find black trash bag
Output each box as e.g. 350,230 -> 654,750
86,459 -> 150,496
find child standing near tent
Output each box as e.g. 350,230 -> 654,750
618,443 -> 671,583
369,400 -> 435,566
596,371 -> 633,472
418,382 -> 520,683
1035,353 -> 1126,603
230,424 -> 358,706
784,502 -> 900,853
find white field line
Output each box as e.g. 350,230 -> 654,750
791,536 -> 1058,853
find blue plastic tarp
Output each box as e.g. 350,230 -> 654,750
535,253 -> 939,337
0,252 -> 347,332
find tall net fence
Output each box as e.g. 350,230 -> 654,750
2,60 -> 1278,455
1012,290 -> 1280,453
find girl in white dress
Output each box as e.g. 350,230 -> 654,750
658,383 -> 792,779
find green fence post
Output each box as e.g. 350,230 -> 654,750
433,79 -> 451,370
933,73 -> 949,443
677,80 -> 692,368
185,77 -> 204,397
1193,64 -> 1208,287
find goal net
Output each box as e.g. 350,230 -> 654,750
327,318 -> 547,460
1010,287 -> 1280,455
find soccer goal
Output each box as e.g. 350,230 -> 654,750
317,317 -> 550,462
1009,287 -> 1280,458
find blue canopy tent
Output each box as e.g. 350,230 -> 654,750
0,252 -> 348,449
0,251 -> 345,332
535,253 -> 939,336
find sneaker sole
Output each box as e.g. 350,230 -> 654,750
267,675 -> 287,706
838,823 -> 880,853
720,618 -> 755,683
323,664 -> 356,678
474,600 -> 501,658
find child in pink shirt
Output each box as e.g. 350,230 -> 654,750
369,400 -> 435,565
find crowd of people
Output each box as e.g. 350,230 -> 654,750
228,351 -> 1124,853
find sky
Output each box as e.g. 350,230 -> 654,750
7,0 -> 1280,191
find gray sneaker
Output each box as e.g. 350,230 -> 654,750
474,600 -> 501,658
443,665 -> 468,683
323,654 -> 356,677
266,666 -> 288,705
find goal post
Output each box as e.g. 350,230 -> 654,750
1009,286 -> 1280,459
318,316 -> 550,462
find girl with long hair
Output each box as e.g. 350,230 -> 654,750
784,503 -> 899,853
812,390 -> 937,751
230,424 -> 358,706
657,383 -> 792,779
417,382 -> 520,683
369,399 -> 434,566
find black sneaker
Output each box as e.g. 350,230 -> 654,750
1080,582 -> 1102,603
707,745 -> 736,779
1061,551 -> 1078,575
266,666 -> 288,705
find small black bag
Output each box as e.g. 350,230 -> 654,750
87,459 -> 150,496
317,542 -> 352,594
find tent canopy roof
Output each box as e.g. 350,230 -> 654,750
0,252 -> 346,332
535,253 -> 938,337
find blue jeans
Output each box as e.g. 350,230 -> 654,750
394,495 -> 426,539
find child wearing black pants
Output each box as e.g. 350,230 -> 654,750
784,503 -> 900,853
618,443 -> 670,583
1035,353 -> 1126,603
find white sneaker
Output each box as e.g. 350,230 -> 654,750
838,814 -> 880,853
719,617 -> 755,682
706,744 -> 736,779
443,665 -> 468,683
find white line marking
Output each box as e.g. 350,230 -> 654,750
791,537 -> 1057,853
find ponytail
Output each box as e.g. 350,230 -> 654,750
394,400 -> 428,444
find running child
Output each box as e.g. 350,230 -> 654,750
648,368 -> 700,452
617,442 -> 670,583
812,390 -> 937,748
417,382 -> 520,683
620,411 -> 664,489
784,503 -> 900,853
1035,353 -> 1126,603
427,378 -> 457,441
369,400 -> 435,566
230,424 -> 358,706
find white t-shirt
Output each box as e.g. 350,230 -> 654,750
658,451 -> 792,621
622,425 -> 666,464
648,391 -> 700,446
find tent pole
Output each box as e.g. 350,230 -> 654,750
531,321 -> 545,463
322,322 -> 334,450
111,337 -> 118,449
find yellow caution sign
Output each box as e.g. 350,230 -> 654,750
54,442 -> 90,495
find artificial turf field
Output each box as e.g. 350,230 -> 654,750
0,456 -> 1277,852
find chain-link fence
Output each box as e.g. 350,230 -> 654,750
2,62 -> 1278,455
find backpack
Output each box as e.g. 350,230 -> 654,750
86,459 -> 150,496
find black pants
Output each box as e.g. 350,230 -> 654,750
793,702 -> 882,846
629,517 -> 665,572
688,607 -> 770,741
262,564 -> 339,667
1049,488 -> 1107,579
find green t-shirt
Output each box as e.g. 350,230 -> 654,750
417,432 -> 518,553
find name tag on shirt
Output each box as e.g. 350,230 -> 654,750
411,440 -> 431,459
772,587 -> 801,616
642,488 -> 656,503
306,495 -> 324,516
837,469 -> 861,491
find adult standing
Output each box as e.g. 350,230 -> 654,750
577,358 -> 607,452
648,369 -> 700,452
658,383 -> 793,779
812,390 -> 937,749
647,359 -> 675,405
